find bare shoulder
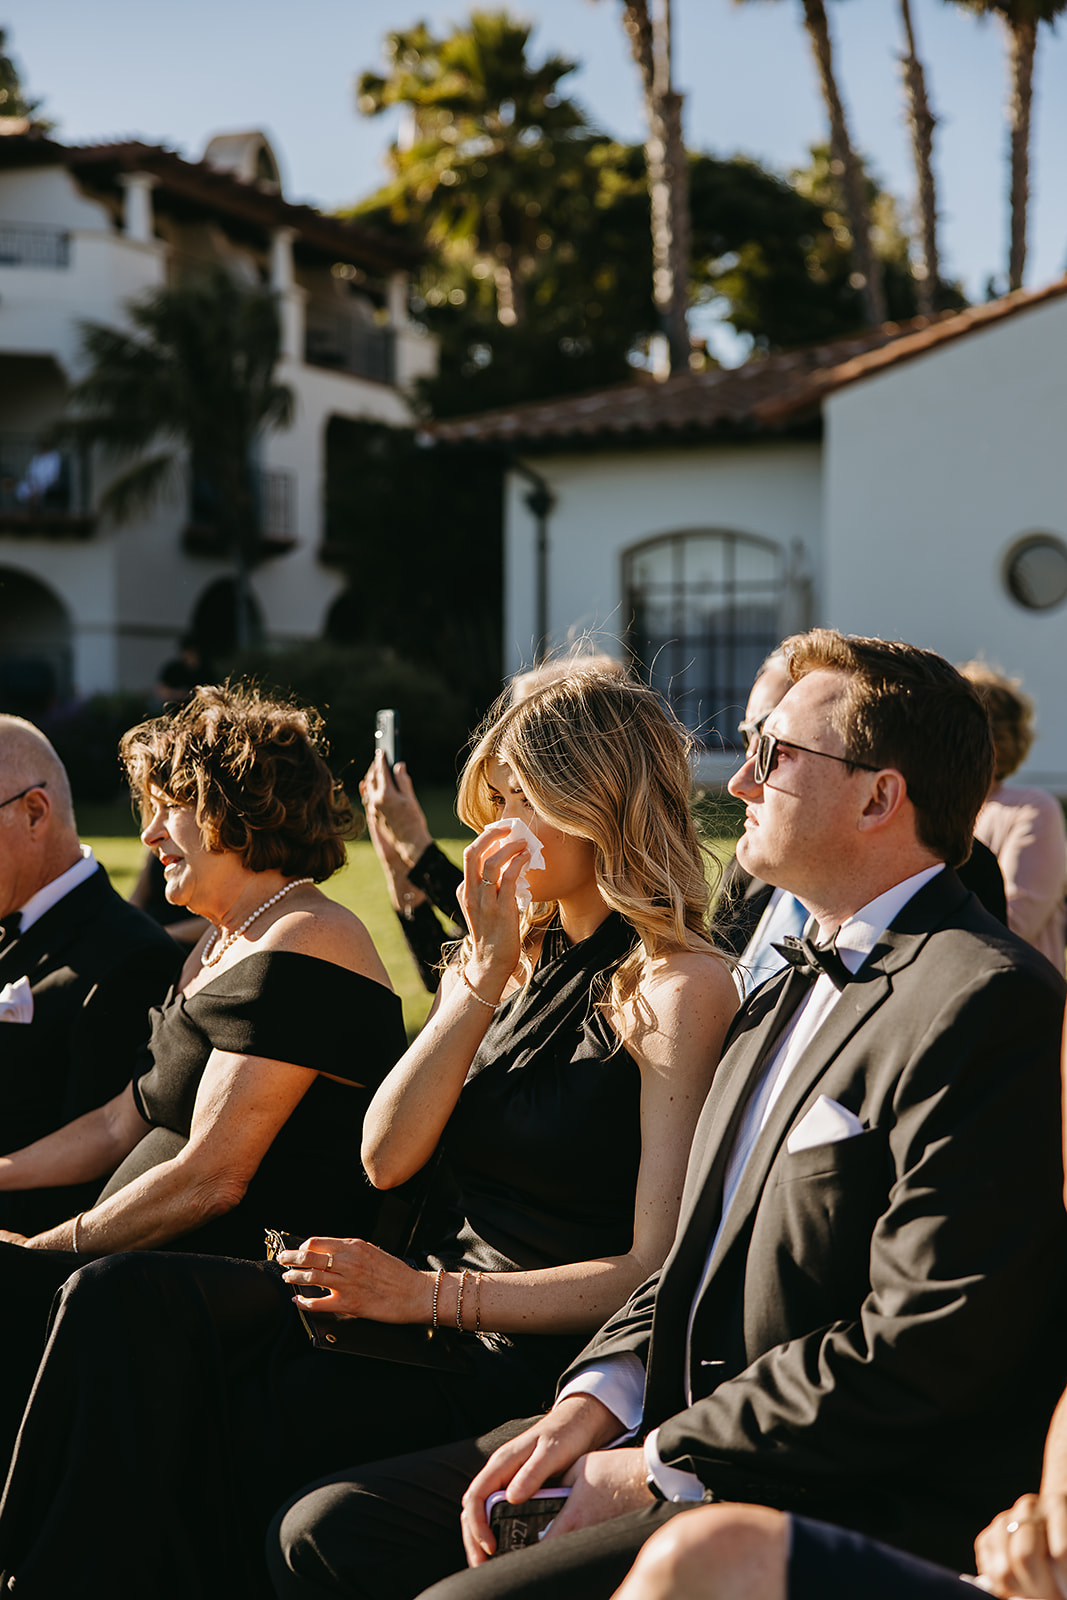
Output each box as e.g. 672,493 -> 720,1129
613,946 -> 738,1074
633,947 -> 739,1011
257,892 -> 394,990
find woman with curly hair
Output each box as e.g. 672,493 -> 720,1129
0,671 -> 737,1600
0,683 -> 405,1447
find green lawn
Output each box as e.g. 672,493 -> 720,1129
84,785 -> 743,1040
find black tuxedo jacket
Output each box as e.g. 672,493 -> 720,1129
565,870 -> 1066,1568
0,866 -> 179,1235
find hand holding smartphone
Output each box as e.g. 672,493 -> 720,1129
485,1488 -> 571,1554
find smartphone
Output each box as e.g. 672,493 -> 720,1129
486,1488 -> 571,1555
375,708 -> 399,782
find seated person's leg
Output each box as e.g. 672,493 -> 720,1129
605,1509 -> 981,1600
269,1422 -> 538,1600
788,1516 -> 979,1600
609,1505 -> 788,1600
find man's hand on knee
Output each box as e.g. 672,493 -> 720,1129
548,1447 -> 652,1540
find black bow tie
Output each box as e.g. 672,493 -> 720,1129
771,932 -> 853,992
0,911 -> 22,954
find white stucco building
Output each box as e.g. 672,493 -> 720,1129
431,281 -> 1067,790
0,124 -> 435,707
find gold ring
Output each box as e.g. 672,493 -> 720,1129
324,1252 -> 333,1270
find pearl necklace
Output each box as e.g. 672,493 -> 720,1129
200,877 -> 314,968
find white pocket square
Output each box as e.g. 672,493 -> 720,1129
0,975 -> 33,1024
786,1094 -> 864,1154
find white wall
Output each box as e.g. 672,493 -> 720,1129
824,294 -> 1067,789
505,441 -> 824,669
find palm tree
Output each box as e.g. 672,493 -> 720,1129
65,267 -> 292,648
735,0 -> 886,328
947,0 -> 1067,291
898,0 -> 940,314
617,0 -> 691,374
356,12 -> 586,327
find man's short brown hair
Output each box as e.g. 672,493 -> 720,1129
120,682 -> 355,880
783,630 -> 994,868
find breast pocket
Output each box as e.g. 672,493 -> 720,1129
745,1129 -> 890,1354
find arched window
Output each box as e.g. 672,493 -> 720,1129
623,530 -> 783,749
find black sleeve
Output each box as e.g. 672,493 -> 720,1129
408,843 -> 465,924
395,900 -> 451,993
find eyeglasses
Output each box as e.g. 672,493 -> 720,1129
737,711 -> 770,753
752,733 -> 878,786
0,781 -> 47,811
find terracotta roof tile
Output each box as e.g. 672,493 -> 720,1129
0,132 -> 419,273
427,278 -> 1067,447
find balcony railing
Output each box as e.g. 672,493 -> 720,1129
304,307 -> 395,385
0,223 -> 71,269
183,468 -> 297,560
0,437 -> 93,537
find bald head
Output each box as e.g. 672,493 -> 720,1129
0,716 -> 81,913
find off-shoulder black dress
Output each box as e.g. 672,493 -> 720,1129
0,913 -> 643,1600
2,951 -> 405,1455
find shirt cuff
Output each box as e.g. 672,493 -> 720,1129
643,1427 -> 705,1504
555,1353 -> 646,1435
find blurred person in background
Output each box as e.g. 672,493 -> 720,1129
961,661 -> 1066,972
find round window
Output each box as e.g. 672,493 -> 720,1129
1003,533 -> 1067,611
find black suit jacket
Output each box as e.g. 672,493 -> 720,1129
0,866 -> 179,1235
565,870 -> 1066,1568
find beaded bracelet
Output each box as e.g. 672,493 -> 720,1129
460,967 -> 498,1009
456,1267 -> 471,1332
431,1266 -> 444,1330
474,1270 -> 483,1336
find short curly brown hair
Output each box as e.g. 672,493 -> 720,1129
958,660 -> 1035,782
119,682 -> 355,880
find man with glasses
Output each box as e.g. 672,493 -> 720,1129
0,714 -> 177,1237
717,652 -> 1006,997
268,630 -> 1065,1600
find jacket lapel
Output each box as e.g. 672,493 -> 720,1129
0,867 -> 107,983
694,869 -> 966,1291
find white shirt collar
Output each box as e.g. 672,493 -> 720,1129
818,862 -> 945,975
19,845 -> 99,934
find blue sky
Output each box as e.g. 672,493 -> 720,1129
7,1 -> 1067,354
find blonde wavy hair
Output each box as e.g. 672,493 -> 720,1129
456,670 -> 723,1012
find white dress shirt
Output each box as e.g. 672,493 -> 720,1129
558,863 -> 945,1500
18,845 -> 99,936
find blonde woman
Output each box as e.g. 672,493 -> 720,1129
0,671 -> 737,1600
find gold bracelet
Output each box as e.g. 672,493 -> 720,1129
71,1212 -> 84,1255
460,967 -> 498,1009
431,1267 -> 444,1329
456,1267 -> 470,1332
474,1270 -> 483,1336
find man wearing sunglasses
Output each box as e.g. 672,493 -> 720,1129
272,630 -> 1066,1600
0,715 -> 177,1238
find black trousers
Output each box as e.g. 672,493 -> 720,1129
0,1254 -> 557,1600
269,1424 -> 693,1600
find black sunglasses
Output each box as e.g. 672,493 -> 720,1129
752,732 -> 878,786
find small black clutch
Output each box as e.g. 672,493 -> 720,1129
264,1227 -> 479,1373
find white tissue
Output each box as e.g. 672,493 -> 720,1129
0,975 -> 33,1024
478,816 -> 545,911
